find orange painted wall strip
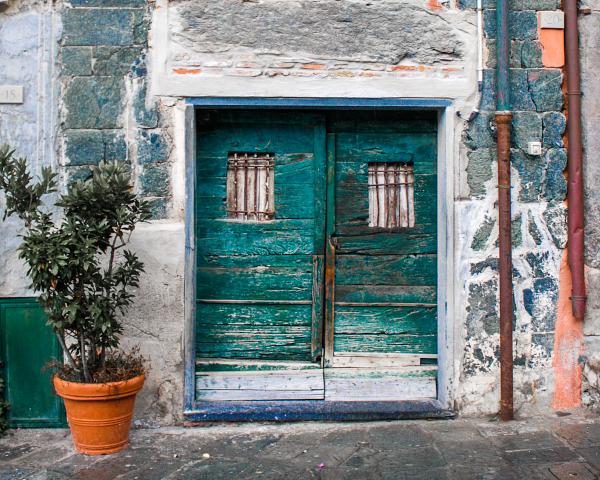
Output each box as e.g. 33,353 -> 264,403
537,13 -> 565,68
552,247 -> 583,409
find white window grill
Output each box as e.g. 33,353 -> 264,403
226,153 -> 275,221
368,162 -> 415,228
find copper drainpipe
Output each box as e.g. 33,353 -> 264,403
496,0 -> 514,421
564,0 -> 586,321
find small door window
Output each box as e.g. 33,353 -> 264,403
226,153 -> 275,221
368,162 -> 415,228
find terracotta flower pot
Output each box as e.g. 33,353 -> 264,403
53,374 -> 145,455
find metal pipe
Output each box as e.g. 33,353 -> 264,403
496,0 -> 514,421
564,0 -> 586,321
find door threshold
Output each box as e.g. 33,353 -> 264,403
183,399 -> 454,423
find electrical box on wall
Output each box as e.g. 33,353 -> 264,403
528,141 -> 543,156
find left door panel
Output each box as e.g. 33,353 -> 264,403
194,111 -> 326,401
0,298 -> 65,427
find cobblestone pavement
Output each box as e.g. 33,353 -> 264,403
2,413 -> 600,479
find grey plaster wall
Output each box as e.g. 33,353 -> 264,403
580,2 -> 600,408
0,2 -> 60,296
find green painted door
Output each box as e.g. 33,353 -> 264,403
0,298 -> 65,427
324,112 -> 438,400
194,110 -> 438,402
195,111 -> 327,400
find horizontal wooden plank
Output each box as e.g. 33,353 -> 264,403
324,368 -> 436,401
196,125 -> 317,157
334,229 -> 436,255
199,110 -> 324,127
335,254 -> 437,286
196,369 -> 324,390
196,219 -> 315,256
333,334 -> 437,354
335,285 -> 437,304
196,303 -> 312,360
335,306 -> 436,335
327,112 -> 436,133
196,389 -> 324,401
331,355 -> 421,367
197,254 -> 314,301
196,303 -> 312,326
335,133 -> 436,164
195,180 -> 315,220
196,359 -> 321,372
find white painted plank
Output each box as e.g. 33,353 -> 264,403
196,359 -> 320,371
198,389 -> 324,401
196,369 -> 325,401
334,352 -> 438,359
324,368 -> 436,401
331,355 -> 420,368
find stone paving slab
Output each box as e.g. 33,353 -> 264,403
1,413 -> 599,480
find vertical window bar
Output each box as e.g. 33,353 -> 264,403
368,162 -> 414,229
226,153 -> 274,221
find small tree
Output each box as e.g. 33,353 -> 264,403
0,145 -> 151,383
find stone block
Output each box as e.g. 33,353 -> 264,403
544,148 -> 567,202
63,9 -> 144,47
521,41 -> 542,68
467,279 -> 499,336
62,47 -> 92,76
65,166 -> 93,185
64,130 -> 127,165
531,333 -> 554,358
543,203 -> 567,249
525,251 -> 550,278
103,131 -> 128,161
133,81 -> 159,128
471,215 -> 496,251
63,77 -> 123,129
480,69 -> 496,111
467,148 -> 495,198
137,130 -> 170,164
510,69 -> 536,111
93,46 -> 142,76
543,112 -> 566,148
510,40 -> 523,68
527,211 -> 543,246
512,214 -> 522,247
174,0 -> 462,65
140,164 -> 170,196
146,197 -> 168,220
524,277 -> 558,331
528,69 -> 563,112
511,149 -> 544,202
70,0 -> 146,6
64,130 -> 103,165
511,111 -> 542,151
484,11 -> 537,40
465,112 -> 495,149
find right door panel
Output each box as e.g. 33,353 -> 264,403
325,112 -> 438,400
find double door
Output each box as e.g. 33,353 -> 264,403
194,110 -> 437,402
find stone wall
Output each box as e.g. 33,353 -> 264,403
1,0 -> 596,422
58,0 -> 184,425
456,0 -> 569,414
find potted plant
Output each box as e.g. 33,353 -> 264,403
0,145 -> 151,455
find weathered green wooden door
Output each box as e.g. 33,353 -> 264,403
194,110 -> 437,403
195,111 -> 326,400
323,112 -> 438,400
0,298 -> 65,427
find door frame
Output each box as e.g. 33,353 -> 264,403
182,98 -> 456,421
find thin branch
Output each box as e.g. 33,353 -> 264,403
55,331 -> 78,371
